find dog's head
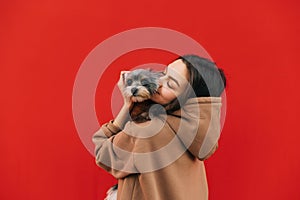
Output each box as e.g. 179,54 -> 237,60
123,69 -> 162,102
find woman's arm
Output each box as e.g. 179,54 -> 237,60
112,103 -> 132,130
92,71 -> 137,178
112,71 -> 134,129
92,120 -> 138,179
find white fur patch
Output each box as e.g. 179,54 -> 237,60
104,186 -> 117,200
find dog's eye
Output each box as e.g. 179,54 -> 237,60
126,79 -> 133,86
141,79 -> 149,86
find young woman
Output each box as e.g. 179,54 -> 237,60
93,55 -> 227,200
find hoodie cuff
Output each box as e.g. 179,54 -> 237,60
102,120 -> 122,137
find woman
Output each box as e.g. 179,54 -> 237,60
93,55 -> 227,200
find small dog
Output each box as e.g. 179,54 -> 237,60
123,68 -> 161,102
123,69 -> 162,122
105,69 -> 162,200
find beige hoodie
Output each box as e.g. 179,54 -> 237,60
92,97 -> 222,200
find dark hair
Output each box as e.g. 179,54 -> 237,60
165,54 -> 227,113
181,55 -> 226,97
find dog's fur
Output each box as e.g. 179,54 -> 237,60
105,69 -> 161,200
123,69 -> 161,102
123,69 -> 162,123
104,184 -> 118,200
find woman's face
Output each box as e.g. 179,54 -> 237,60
151,59 -> 189,105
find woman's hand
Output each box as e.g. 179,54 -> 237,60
112,71 -> 133,130
118,71 -> 134,109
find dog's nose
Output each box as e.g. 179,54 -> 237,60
131,87 -> 138,96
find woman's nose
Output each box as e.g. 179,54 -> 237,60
158,77 -> 164,87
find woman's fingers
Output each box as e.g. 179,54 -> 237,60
118,71 -> 130,89
117,71 -> 134,105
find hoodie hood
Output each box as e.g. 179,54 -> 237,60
166,97 -> 222,160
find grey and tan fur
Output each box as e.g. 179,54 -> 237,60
123,69 -> 161,102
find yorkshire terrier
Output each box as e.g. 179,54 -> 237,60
123,69 -> 162,123
105,68 -> 162,200
123,69 -> 161,102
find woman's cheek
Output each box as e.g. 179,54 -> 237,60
161,88 -> 176,103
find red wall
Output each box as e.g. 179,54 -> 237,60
1,0 -> 299,199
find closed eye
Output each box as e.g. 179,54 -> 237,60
161,69 -> 179,89
141,79 -> 149,86
161,69 -> 180,87
167,80 -> 176,89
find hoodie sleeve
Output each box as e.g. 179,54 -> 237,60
169,97 -> 222,161
92,97 -> 222,176
92,120 -> 139,179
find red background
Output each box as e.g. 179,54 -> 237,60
1,0 -> 299,199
